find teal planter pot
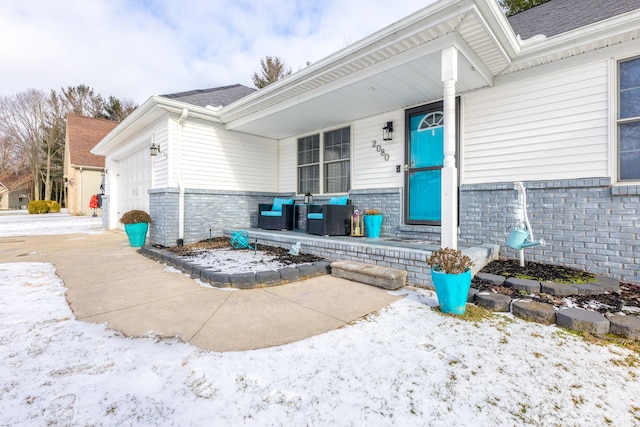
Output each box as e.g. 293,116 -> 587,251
364,215 -> 383,238
431,269 -> 472,314
124,222 -> 149,247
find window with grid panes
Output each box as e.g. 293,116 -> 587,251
619,56 -> 640,181
297,134 -> 319,194
323,127 -> 350,193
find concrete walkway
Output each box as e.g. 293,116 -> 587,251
0,232 -> 402,352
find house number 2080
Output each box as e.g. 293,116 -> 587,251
371,140 -> 390,161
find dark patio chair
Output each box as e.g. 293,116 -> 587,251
258,197 -> 295,230
306,196 -> 353,236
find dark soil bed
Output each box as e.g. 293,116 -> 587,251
475,259 -> 640,315
156,237 -> 324,266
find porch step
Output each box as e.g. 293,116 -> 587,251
331,260 -> 406,290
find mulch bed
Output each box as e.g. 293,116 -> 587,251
157,239 -> 640,315
475,259 -> 640,315
156,237 -> 324,266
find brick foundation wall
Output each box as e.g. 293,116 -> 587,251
459,178 -> 640,284
348,188 -> 402,237
149,188 -> 291,246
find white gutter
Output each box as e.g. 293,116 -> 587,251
177,108 -> 188,244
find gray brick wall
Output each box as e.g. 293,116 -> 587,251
459,178 -> 640,284
149,188 -> 292,246
101,195 -> 109,229
149,188 -> 180,246
348,188 -> 402,237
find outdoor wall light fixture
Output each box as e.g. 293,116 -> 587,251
304,192 -> 314,204
382,121 -> 393,141
149,142 -> 161,157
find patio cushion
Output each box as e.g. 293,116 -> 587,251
272,197 -> 294,212
328,196 -> 348,205
261,210 -> 283,217
308,212 -> 324,220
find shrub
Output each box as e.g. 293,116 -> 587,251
119,210 -> 152,224
427,247 -> 475,274
46,200 -> 61,213
28,200 -> 49,214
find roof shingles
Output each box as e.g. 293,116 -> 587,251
67,114 -> 118,168
508,0 -> 640,40
159,84 -> 255,108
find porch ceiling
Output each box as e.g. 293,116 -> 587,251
222,0 -> 515,140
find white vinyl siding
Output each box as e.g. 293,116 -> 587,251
279,113 -> 405,193
463,60 -> 610,184
150,120 -> 170,188
279,137 -> 297,193
180,118 -> 278,191
351,112 -> 404,190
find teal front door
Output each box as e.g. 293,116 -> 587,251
405,102 -> 445,224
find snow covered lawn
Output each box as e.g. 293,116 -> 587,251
1,212 -> 639,425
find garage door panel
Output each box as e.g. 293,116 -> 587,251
117,148 -> 151,228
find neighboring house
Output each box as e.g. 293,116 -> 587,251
0,174 -> 32,210
93,0 -> 640,283
64,114 -> 118,215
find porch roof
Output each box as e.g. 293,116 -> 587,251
93,0 -> 640,155
220,0 -> 514,140
220,0 -> 640,140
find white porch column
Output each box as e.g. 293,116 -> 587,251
441,46 -> 458,249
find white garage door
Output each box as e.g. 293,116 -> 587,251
116,148 -> 151,229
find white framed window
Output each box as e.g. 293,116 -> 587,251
618,56 -> 640,181
297,126 -> 351,194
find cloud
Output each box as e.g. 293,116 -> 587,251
0,0 -> 431,104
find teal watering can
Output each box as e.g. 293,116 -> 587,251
506,227 -> 544,250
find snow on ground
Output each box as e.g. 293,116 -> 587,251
0,209 -> 103,238
1,213 -> 640,426
187,247 -> 302,273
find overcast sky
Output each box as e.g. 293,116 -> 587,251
0,0 -> 435,105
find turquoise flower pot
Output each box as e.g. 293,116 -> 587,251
364,215 -> 383,238
124,222 -> 148,247
431,269 -> 472,314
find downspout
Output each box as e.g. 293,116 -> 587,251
177,108 -> 188,245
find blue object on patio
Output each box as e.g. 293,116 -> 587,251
258,198 -> 295,230
231,230 -> 253,249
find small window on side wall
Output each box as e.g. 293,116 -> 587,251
297,134 -> 320,194
618,56 -> 640,181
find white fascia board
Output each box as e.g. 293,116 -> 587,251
91,96 -> 222,156
471,0 -> 521,59
221,0 -> 477,118
452,31 -> 494,87
225,34 -> 462,132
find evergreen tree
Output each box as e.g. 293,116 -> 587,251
498,0 -> 549,16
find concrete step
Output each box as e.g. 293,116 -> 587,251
331,260 -> 406,290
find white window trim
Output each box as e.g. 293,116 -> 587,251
613,54 -> 640,186
296,125 -> 353,195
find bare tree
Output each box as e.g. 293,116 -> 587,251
61,84 -> 105,118
251,56 -> 292,89
42,91 -> 66,201
0,90 -> 49,200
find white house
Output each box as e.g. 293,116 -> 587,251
93,0 -> 640,283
